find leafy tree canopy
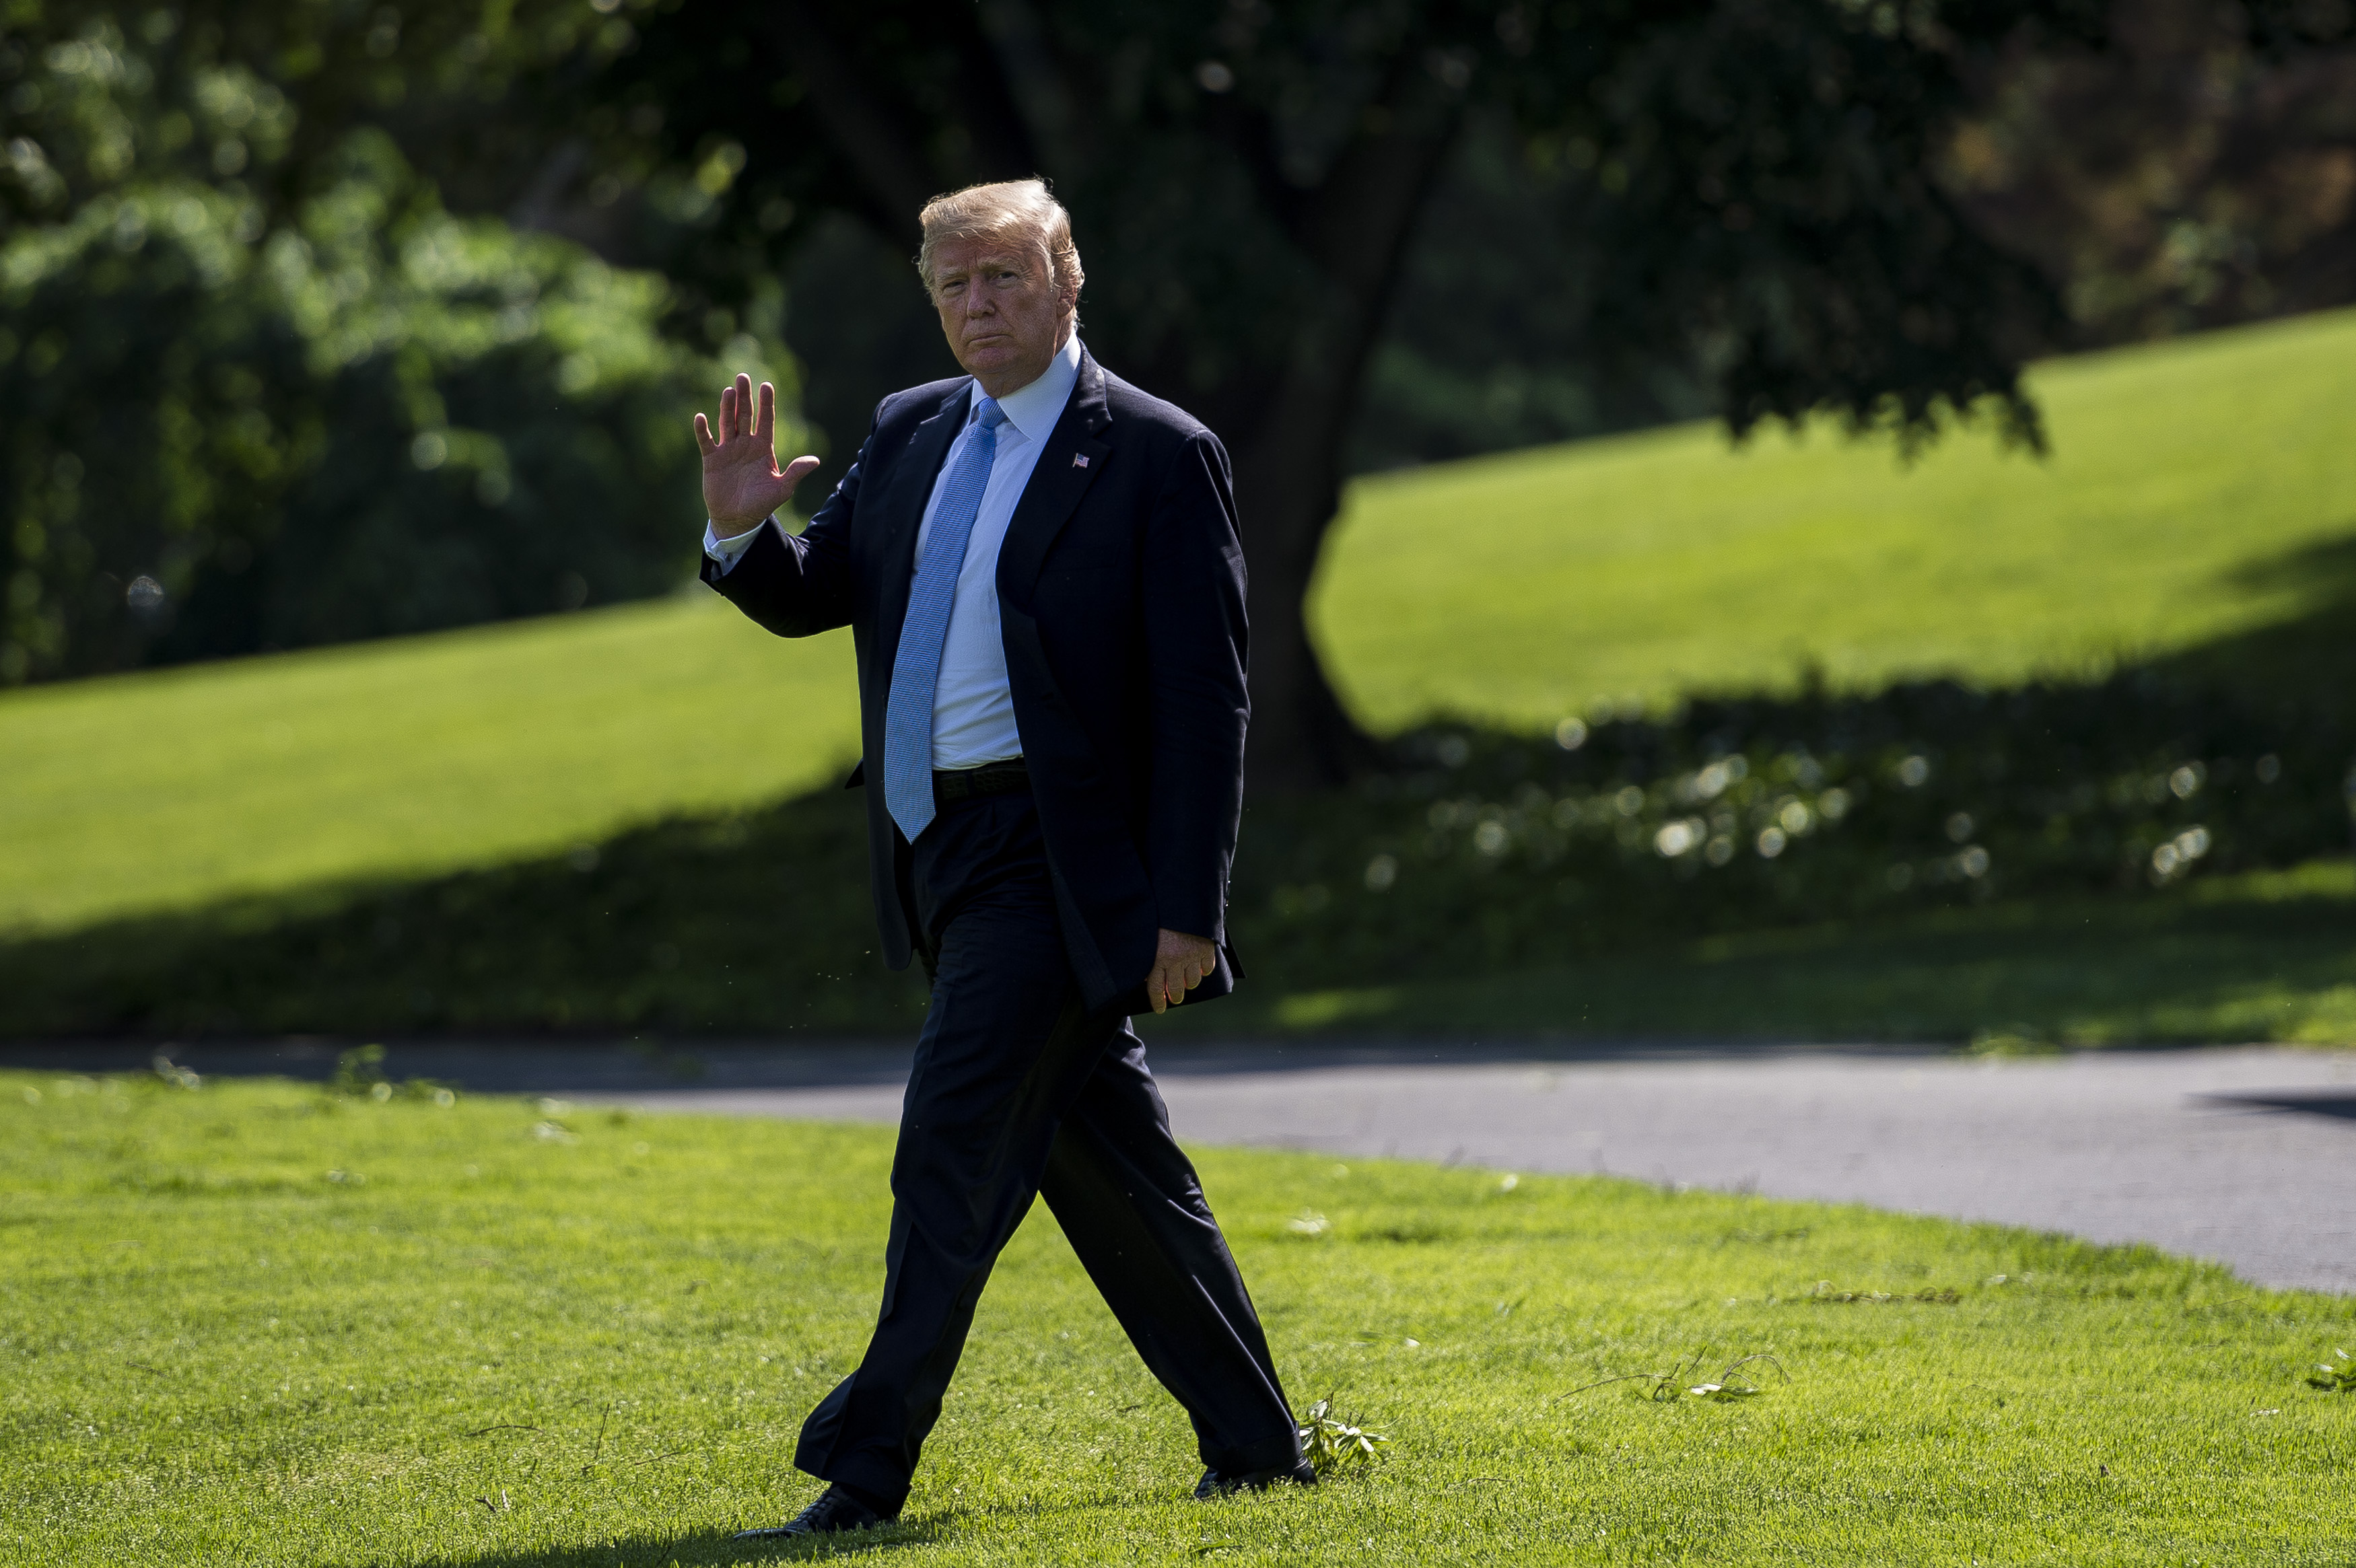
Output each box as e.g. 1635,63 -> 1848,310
8,0 -> 2351,789
0,3 -> 792,681
557,0 -> 2110,782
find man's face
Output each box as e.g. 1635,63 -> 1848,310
928,231 -> 1075,394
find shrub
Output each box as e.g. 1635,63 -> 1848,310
0,14 -> 795,682
1228,674 -> 2353,986
3,672 -> 2349,1038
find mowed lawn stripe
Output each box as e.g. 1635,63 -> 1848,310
3,1075 -> 2351,1565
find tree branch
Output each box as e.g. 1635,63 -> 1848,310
761,5 -> 938,250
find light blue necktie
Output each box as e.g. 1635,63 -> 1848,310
883,395 -> 1006,842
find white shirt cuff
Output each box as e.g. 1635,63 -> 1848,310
703,517 -> 775,575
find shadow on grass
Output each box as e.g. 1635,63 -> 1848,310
2155,530 -> 2356,704
12,553 -> 2356,1046
379,1518 -> 949,1567
0,787 -> 928,1040
388,1491 -> 1196,1567
1163,865 -> 2356,1046
8,863 -> 2356,1057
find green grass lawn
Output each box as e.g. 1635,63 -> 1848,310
1191,860 -> 2356,1047
1314,306 -> 2356,731
0,594 -> 858,935
7,1075 -> 2353,1565
7,308 -> 2356,939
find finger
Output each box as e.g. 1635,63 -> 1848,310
719,384 -> 736,442
694,413 -> 717,456
755,381 -> 775,448
734,373 -> 755,438
1148,967 -> 1167,1014
1185,959 -> 1206,992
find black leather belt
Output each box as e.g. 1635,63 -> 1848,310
933,757 -> 1029,807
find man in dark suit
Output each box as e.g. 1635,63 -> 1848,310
694,179 -> 1311,1539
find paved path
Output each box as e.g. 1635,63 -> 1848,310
18,1038 -> 2353,1293
574,1043 -> 2356,1295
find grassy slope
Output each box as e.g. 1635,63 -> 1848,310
1315,306 -> 2356,729
0,595 -> 858,935
7,1076 -> 2353,1566
7,310 -> 2356,941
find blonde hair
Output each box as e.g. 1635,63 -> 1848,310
915,178 -> 1084,300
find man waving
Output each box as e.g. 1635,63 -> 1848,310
694,178 -> 1309,1538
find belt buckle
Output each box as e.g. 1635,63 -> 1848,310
934,758 -> 1024,807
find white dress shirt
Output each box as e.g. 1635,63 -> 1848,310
706,332 -> 1082,769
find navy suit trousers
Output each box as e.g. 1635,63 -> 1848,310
791,789 -> 1301,1510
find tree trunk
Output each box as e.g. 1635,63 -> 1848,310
1234,110 -> 1463,793
764,5 -> 1465,793
1234,369 -> 1387,794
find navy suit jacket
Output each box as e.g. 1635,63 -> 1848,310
700,347 -> 1249,1015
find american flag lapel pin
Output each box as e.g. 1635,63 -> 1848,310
1072,453 -> 1089,468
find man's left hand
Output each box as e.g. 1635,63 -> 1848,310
1146,929 -> 1216,1013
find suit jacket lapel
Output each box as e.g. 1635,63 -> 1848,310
996,349 -> 1113,596
870,382 -> 971,690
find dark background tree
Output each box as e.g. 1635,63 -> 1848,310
530,0 -> 2114,789
1945,0 -> 2356,343
0,3 -> 790,682
10,0 -> 2356,789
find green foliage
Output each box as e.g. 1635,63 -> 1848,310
147,1051 -> 201,1090
1562,1351 -> 1789,1404
0,9 -> 792,682
1294,1398 -> 1389,1480
328,1042 -> 387,1096
1945,1 -> 2356,347
6,682 -> 2356,1041
2308,1350 -> 2356,1394
595,0 -> 2090,439
1346,110 -> 1710,472
5,1074 -> 2353,1564
1230,677 -> 2351,990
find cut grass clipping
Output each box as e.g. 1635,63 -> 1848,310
7,1070 -> 2355,1565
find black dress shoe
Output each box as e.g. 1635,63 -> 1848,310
732,1485 -> 897,1540
1194,1460 -> 1317,1499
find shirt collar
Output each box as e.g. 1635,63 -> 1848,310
973,330 -> 1082,442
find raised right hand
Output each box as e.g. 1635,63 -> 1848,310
695,373 -> 821,528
